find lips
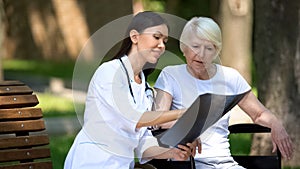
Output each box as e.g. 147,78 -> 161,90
195,60 -> 203,64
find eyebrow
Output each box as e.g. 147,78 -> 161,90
154,31 -> 168,38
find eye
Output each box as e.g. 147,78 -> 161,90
153,34 -> 168,44
206,47 -> 213,51
205,44 -> 215,50
153,34 -> 161,40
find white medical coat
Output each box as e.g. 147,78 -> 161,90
64,56 -> 158,169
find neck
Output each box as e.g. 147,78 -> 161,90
128,56 -> 143,76
187,64 -> 217,80
127,50 -> 146,76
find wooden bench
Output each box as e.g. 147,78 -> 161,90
0,80 -> 53,169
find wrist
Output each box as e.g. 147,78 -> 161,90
168,148 -> 175,160
177,109 -> 185,119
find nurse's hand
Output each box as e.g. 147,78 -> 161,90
169,144 -> 193,161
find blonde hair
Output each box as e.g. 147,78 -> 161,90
179,17 -> 222,59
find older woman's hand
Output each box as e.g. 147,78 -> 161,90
271,123 -> 294,160
188,138 -> 202,156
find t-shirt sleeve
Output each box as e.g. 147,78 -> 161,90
154,69 -> 174,96
233,69 -> 252,94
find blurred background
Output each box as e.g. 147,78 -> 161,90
0,0 -> 299,168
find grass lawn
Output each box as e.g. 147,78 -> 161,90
35,92 -> 84,117
3,58 -> 75,80
229,133 -> 252,155
50,134 -> 76,169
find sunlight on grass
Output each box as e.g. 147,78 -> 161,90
35,92 -> 83,117
3,58 -> 74,79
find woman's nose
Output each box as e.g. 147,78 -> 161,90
197,48 -> 205,58
158,39 -> 165,49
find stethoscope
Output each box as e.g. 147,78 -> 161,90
119,58 -> 154,106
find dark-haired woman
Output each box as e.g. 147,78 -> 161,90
64,11 -> 196,169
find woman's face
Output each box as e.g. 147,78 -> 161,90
135,24 -> 169,64
183,36 -> 217,72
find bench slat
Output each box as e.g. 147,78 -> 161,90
0,86 -> 33,96
0,81 -> 24,86
0,161 -> 53,169
0,120 -> 45,134
0,135 -> 49,149
0,81 -> 53,168
0,108 -> 43,120
0,95 -> 39,108
0,148 -> 51,162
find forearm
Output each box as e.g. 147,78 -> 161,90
142,146 -> 170,160
142,145 -> 192,161
252,109 -> 282,129
159,121 -> 176,129
136,109 -> 184,128
238,91 -> 279,128
238,91 -> 294,159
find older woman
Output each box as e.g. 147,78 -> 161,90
154,17 -> 294,169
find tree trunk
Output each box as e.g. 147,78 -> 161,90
132,0 -> 144,14
218,0 -> 253,84
212,0 -> 254,124
253,0 -> 300,167
2,0 -> 132,61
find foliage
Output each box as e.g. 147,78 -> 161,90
142,0 -> 165,12
3,59 -> 75,80
229,133 -> 252,155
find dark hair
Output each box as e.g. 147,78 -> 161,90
113,11 -> 169,80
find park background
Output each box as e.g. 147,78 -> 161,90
0,0 -> 299,168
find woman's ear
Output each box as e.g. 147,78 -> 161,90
130,30 -> 139,44
180,43 -> 187,56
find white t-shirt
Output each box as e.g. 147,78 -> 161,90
154,64 -> 251,158
64,56 -> 158,169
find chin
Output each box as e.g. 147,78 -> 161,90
149,57 -> 159,64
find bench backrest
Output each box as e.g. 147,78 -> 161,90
229,123 -> 281,169
0,80 -> 53,169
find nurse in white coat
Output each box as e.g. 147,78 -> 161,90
64,11 -> 196,169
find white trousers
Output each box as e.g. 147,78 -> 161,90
195,156 -> 246,169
